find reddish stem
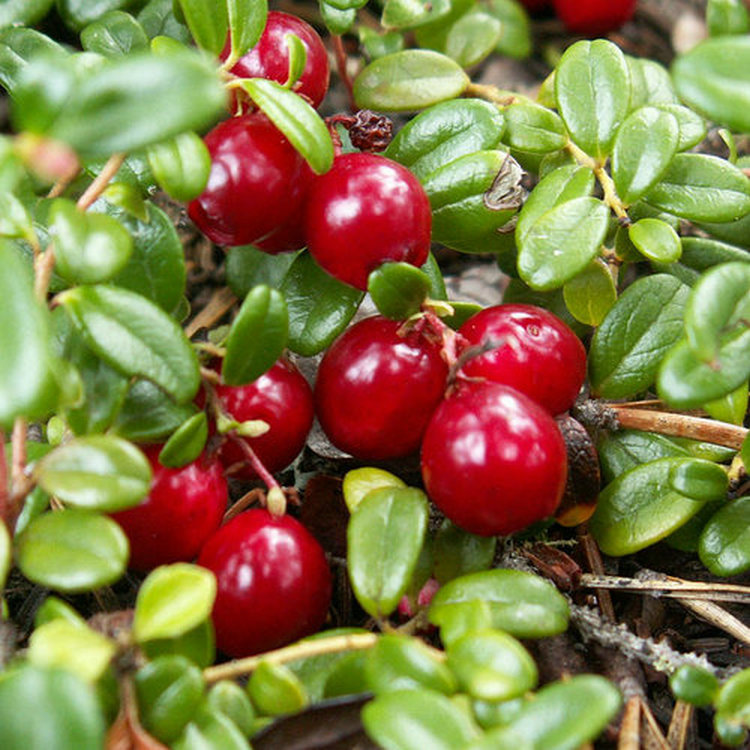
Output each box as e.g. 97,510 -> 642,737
331,35 -> 355,111
227,435 -> 281,493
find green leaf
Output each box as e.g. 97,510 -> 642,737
222,285 -> 288,386
16,510 -> 128,592
147,131 -> 210,202
368,262 -> 431,320
444,11 -> 501,69
645,153 -> 750,223
320,3 -> 357,35
353,50 -> 469,112
629,218 -> 682,263
562,258 -> 616,326
362,689 -> 479,750
486,0 -> 531,59
504,101 -> 566,154
174,705 -> 251,750
0,666 -> 105,750
33,435 -> 150,512
589,274 -> 690,399
672,36 -> 750,132
517,196 -> 609,291
447,630 -> 537,703
612,107 -> 679,205
81,10 -> 149,57
0,191 -> 35,242
176,0 -> 227,54
281,251 -> 363,356
241,78 -> 333,175
135,655 -> 205,743
48,50 -> 226,157
699,497 -> 750,576
655,104 -> 706,151
342,467 -> 406,512
554,39 -> 631,159
0,520 -> 10,591
590,457 -> 727,556
429,568 -> 569,639
133,563 -> 217,643
684,261 -> 750,363
158,412 -> 208,467
715,668 -> 750,725
141,619 -> 216,669
385,98 -> 504,182
247,661 -> 308,716
503,675 -> 621,750
50,198 -> 133,285
0,240 -> 58,428
59,284 -> 200,404
227,0 -> 267,61
0,26 -> 67,93
382,0 -> 451,30
433,519 -> 496,584
28,620 -> 116,684
707,0 -> 749,35
669,665 -> 719,707
226,245 -> 297,297
597,429 -> 690,484
627,56 -> 678,108
206,681 -> 255,736
0,0 -> 54,27
348,486 -> 429,618
705,381 -> 748,426
365,635 -> 457,696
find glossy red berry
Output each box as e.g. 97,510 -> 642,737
197,508 -> 332,657
458,303 -> 586,415
421,381 -> 568,537
304,152 -> 432,290
111,446 -> 227,572
188,113 -> 313,248
214,358 -> 314,480
221,11 -> 330,109
552,0 -> 637,35
314,316 -> 449,460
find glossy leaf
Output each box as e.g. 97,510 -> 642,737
644,153 -> 750,223
597,429 -> 689,483
141,619 -> 216,669
698,497 -> 750,576
655,104 -> 706,151
589,274 -> 689,399
158,412 -> 208,468
0,240 -> 57,427
16,510 -> 128,592
629,218 -> 682,263
28,620 -> 116,684
0,191 -> 34,241
381,0 -> 451,30
704,380 -> 748,425
368,262 -> 431,320
0,666 -> 105,750
612,107 -> 679,205
281,251 -> 364,356
669,665 -> 719,707
433,519 -> 496,584
486,0 -> 531,59
147,131 -> 210,201
81,10 -> 149,57
627,56 -> 678,108
517,196 -> 609,290
134,563 -> 217,643
429,568 -> 569,639
385,98 -> 504,182
447,630 -> 537,702
444,11 -> 501,69
715,668 -> 750,724
342,467 -> 406,513
434,599 -> 492,649
207,681 -> 255,736
227,0 -> 267,61
48,51 -> 226,157
562,258 -> 616,326
241,78 -> 333,175
0,0 -> 54,27
175,0 -> 227,54
353,50 -> 469,112
707,0 -> 749,35
33,435 -> 150,512
320,3 -> 357,35
590,457 -> 727,556
365,634 -> 456,696
672,36 -> 750,133
59,284 -> 200,404
504,101 -> 566,154
362,689 -> 478,750
226,245 -> 297,297
0,26 -> 67,93
248,661 -> 309,716
554,39 -> 630,159
348,487 -> 429,618
174,704 -> 251,750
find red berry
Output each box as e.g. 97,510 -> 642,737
221,11 -> 330,109
314,316 -> 448,460
214,358 -> 314,479
421,381 -> 568,537
304,152 -> 432,290
197,508 -> 332,657
111,446 -> 227,572
552,0 -> 637,35
188,113 -> 313,248
458,303 -> 586,415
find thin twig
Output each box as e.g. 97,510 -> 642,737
677,598 -> 750,648
667,701 -> 693,750
76,153 -> 126,211
618,696 -> 641,750
185,287 -> 237,339
578,528 -> 617,621
640,698 -> 671,750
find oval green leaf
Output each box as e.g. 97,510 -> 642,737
368,262 -> 432,320
699,497 -> 750,576
381,0 -> 451,30
504,101 -> 566,154
80,10 -> 150,57
206,680 -> 255,736
174,704 -> 251,750
444,11 -> 501,69
175,0 -> 227,54
147,130 -> 211,201
342,467 -> 406,512
669,665 -> 719,707
562,258 -> 616,326
433,519 -> 496,584
158,411 -> 208,468
227,0 -> 267,62
247,661 -> 308,716
628,217 -> 682,263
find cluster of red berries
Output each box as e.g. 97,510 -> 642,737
316,304 -> 587,537
520,0 -> 637,36
188,11 -> 431,291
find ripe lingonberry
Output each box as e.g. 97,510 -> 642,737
421,381 -> 568,537
314,316 -> 449,460
111,446 -> 227,572
214,358 -> 314,480
221,11 -> 330,109
304,152 -> 432,290
188,113 -> 313,248
197,508 -> 332,657
552,0 -> 637,35
458,303 -> 586,415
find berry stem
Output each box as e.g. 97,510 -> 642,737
464,81 -> 517,107
76,153 -> 126,212
227,434 -> 282,493
330,35 -> 355,110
